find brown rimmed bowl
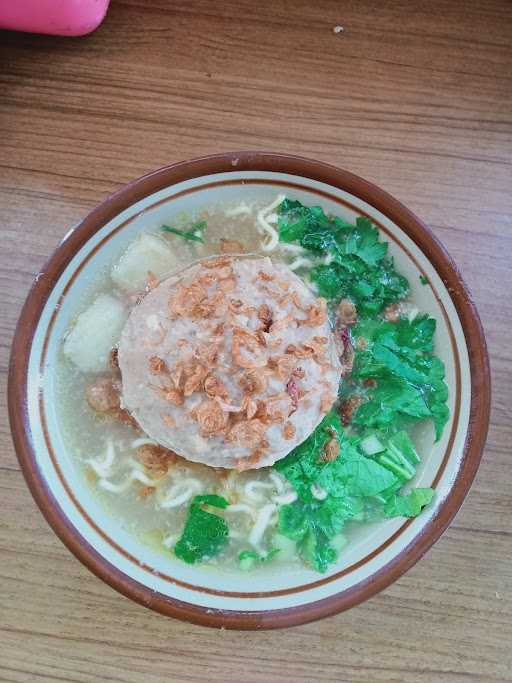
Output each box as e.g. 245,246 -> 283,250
8,152 -> 490,629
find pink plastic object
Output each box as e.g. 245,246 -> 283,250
0,0 -> 111,37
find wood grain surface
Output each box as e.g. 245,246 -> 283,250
1,1 -> 511,681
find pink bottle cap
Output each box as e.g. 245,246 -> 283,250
0,0 -> 111,37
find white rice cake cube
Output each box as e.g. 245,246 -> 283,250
63,293 -> 127,373
111,233 -> 176,292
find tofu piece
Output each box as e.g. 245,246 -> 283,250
63,294 -> 127,373
111,233 -> 176,292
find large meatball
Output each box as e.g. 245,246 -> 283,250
118,256 -> 341,469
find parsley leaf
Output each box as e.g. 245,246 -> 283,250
277,199 -> 350,246
340,217 -> 388,266
271,198 -> 446,573
174,494 -> 229,564
277,200 -> 409,315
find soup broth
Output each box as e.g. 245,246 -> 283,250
56,194 -> 449,574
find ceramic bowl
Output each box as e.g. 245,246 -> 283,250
8,152 -> 490,629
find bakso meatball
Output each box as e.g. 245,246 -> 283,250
118,256 -> 342,470
85,376 -> 121,413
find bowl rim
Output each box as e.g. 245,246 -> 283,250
8,151 -> 491,629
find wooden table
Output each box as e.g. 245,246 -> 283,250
1,1 -> 511,680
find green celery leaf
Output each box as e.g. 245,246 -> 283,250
299,527 -> 337,573
274,411 -> 343,500
162,219 -> 207,243
239,548 -> 280,562
317,441 -> 399,498
387,431 -> 420,465
278,498 -> 348,573
278,501 -> 311,540
384,488 -> 435,518
238,548 -> 280,570
274,415 -> 411,573
174,494 -> 229,564
351,316 -> 449,440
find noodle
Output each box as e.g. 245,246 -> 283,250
257,194 -> 285,252
86,440 -> 116,478
225,202 -> 252,217
158,479 -> 202,508
244,480 -> 276,501
268,471 -> 285,493
160,487 -> 197,508
289,256 -> 315,271
279,242 -> 307,255
225,503 -> 257,519
261,224 -> 279,252
273,491 -> 297,505
132,470 -> 155,486
98,467 -> 154,493
311,482 -> 328,500
249,504 -> 276,548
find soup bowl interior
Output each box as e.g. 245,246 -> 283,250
9,152 -> 490,629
